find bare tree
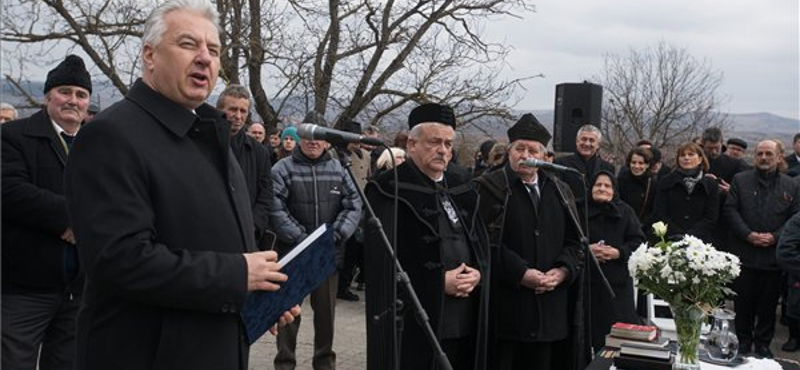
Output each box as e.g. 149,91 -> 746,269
286,0 -> 535,129
596,42 -> 728,161
2,0 -> 536,132
2,0 -> 146,98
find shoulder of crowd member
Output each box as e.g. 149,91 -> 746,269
445,162 -> 472,187
553,153 -> 575,165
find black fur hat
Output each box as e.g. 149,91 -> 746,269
44,55 -> 92,94
408,103 -> 456,129
507,113 -> 551,146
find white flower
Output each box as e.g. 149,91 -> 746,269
660,264 -> 673,279
652,221 -> 668,238
628,226 -> 741,309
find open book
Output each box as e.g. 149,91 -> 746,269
241,224 -> 336,344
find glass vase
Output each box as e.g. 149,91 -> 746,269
671,305 -> 705,370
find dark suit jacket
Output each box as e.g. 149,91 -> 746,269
2,109 -> 83,294
230,129 -> 273,244
65,79 -> 255,370
786,153 -> 800,177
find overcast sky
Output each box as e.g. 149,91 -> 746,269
485,0 -> 799,119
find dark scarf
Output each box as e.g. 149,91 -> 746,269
678,167 -> 703,194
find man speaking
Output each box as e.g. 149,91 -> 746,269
65,1 -> 294,369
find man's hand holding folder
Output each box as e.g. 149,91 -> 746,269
241,225 -> 337,344
243,250 -> 301,334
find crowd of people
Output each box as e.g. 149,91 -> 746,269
3,1 -> 800,370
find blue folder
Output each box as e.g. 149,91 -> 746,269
241,225 -> 337,345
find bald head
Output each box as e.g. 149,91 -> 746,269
754,140 -> 779,173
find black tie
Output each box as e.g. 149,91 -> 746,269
527,183 -> 540,212
60,132 -> 75,150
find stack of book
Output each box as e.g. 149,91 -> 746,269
605,323 -> 674,370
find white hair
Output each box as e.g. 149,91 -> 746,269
376,147 -> 406,170
577,124 -> 602,141
142,0 -> 219,49
408,122 -> 452,140
0,102 -> 17,115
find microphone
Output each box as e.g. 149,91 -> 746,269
296,124 -> 384,147
522,158 -> 582,174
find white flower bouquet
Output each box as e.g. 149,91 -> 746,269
628,222 -> 741,368
628,221 -> 741,308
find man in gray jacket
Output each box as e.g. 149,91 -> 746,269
724,139 -> 800,358
270,112 -> 362,370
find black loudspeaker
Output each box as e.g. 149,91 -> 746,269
553,82 -> 603,153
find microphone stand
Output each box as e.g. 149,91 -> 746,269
552,170 -> 614,368
336,145 -> 453,370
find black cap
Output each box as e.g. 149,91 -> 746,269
44,55 -> 92,94
342,120 -> 362,134
727,138 -> 747,150
408,103 -> 456,129
507,113 -> 551,146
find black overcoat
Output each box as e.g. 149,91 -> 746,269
364,160 -> 491,370
587,198 -> 645,348
650,171 -> 719,242
65,80 -> 255,370
616,168 -> 656,224
473,165 -> 583,341
2,109 -> 83,294
230,129 -> 274,245
724,169 -> 800,270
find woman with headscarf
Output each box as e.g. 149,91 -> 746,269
587,170 -> 646,349
651,142 -> 720,242
617,147 -> 657,227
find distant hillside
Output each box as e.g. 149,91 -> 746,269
461,110 -> 799,148
728,112 -> 799,134
3,78 -> 797,146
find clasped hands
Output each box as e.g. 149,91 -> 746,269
747,232 -> 775,248
243,250 -> 301,335
444,263 -> 481,298
590,242 -> 620,263
521,267 -> 568,294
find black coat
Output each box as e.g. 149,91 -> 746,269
651,171 -> 720,242
364,160 -> 491,370
474,165 -> 583,341
708,154 -> 750,183
777,212 -> 800,289
1,110 -> 83,294
587,198 -> 645,347
554,153 -> 616,207
617,169 -> 656,223
724,169 -> 800,270
230,129 -> 274,246
65,80 -> 255,370
786,154 -> 800,177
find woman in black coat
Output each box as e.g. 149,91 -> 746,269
617,147 -> 657,227
587,170 -> 646,349
651,142 -> 720,242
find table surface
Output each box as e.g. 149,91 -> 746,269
586,350 -> 800,370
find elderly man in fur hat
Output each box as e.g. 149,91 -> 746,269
364,103 -> 491,370
2,54 -> 92,370
474,113 -> 584,370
